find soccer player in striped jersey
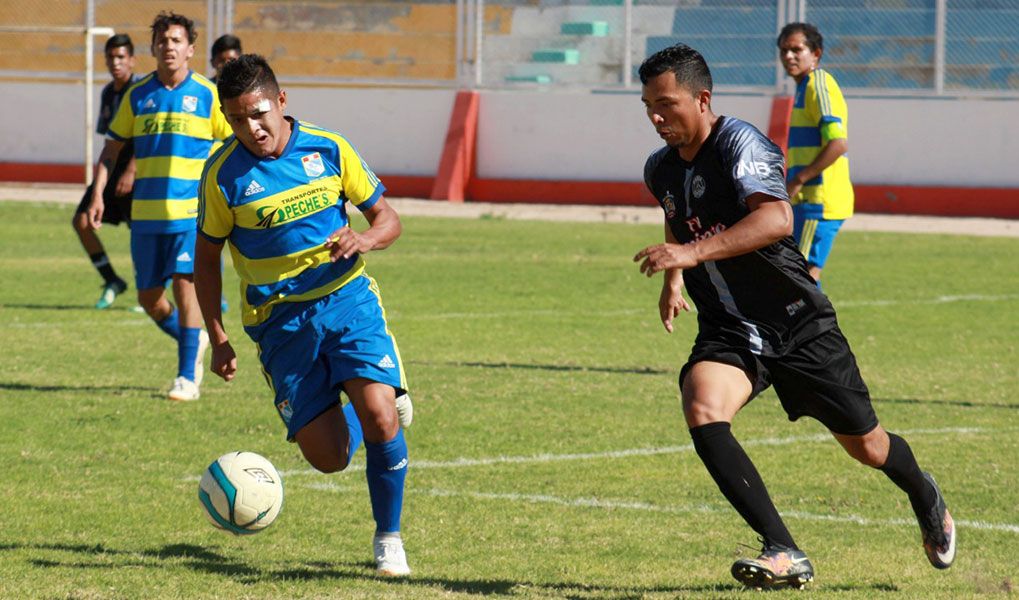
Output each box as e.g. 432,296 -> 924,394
87,12 -> 231,401
194,55 -> 413,576
72,34 -> 139,309
779,22 -> 854,286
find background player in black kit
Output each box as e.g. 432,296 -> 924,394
71,34 -> 140,309
632,44 -> 955,589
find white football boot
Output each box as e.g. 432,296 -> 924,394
374,533 -> 411,577
167,376 -> 200,401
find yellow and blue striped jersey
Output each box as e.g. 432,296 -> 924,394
787,69 -> 854,220
198,119 -> 386,335
107,70 -> 230,234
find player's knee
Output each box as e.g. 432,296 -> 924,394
72,211 -> 88,232
682,396 -> 723,427
846,440 -> 885,467
359,409 -> 399,443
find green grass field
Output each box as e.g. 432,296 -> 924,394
1,200 -> 1016,599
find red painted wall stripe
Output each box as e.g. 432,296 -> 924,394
2,162 -> 1016,218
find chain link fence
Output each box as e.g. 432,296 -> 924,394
1,0 -> 1017,93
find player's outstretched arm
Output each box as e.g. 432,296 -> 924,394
325,196 -> 402,262
87,139 -> 125,229
635,194 -> 791,277
194,235 -> 237,382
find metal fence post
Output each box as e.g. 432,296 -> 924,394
934,0 -> 946,94
474,0 -> 484,87
623,0 -> 633,87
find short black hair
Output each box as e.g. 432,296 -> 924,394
217,54 -> 280,101
151,11 -> 197,47
105,34 -> 134,56
778,22 -> 824,53
211,34 -> 242,60
638,43 -> 713,94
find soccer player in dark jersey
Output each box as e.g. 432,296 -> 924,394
633,44 -> 955,589
72,34 -> 139,309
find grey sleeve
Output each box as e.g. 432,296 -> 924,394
721,126 -> 789,207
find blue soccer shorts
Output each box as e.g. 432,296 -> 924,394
130,229 -> 197,290
255,275 -> 408,440
793,203 -> 844,269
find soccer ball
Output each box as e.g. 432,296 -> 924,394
198,451 -> 284,535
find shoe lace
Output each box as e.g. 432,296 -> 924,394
920,502 -> 947,548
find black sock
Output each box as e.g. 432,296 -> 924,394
689,422 -> 797,550
89,251 -> 119,284
879,433 -> 936,515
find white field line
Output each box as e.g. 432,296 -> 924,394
302,480 -> 1019,535
278,427 -> 987,478
6,293 -> 1015,329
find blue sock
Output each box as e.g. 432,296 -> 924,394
364,430 -> 408,534
156,308 -> 180,340
342,402 -> 364,468
178,327 -> 200,381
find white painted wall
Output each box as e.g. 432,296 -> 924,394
1,80 -> 1017,188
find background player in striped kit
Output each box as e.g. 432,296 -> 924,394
88,12 -> 231,400
779,22 -> 854,286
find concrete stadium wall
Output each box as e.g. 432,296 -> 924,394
0,80 -> 1017,216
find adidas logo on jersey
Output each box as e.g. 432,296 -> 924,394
176,251 -> 193,262
244,179 -> 265,197
143,98 -> 156,109
378,355 -> 396,369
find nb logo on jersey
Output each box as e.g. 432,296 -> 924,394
244,180 -> 265,197
378,355 -> 396,369
734,160 -> 772,178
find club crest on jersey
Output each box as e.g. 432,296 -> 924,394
276,399 -> 293,422
302,152 -> 325,178
662,191 -> 677,219
692,175 -> 706,199
182,95 -> 198,113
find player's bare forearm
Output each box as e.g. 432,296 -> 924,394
193,235 -> 228,345
326,197 -> 402,261
686,196 -> 791,263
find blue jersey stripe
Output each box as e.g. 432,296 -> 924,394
788,126 -> 822,148
244,258 -> 361,308
133,176 -> 201,200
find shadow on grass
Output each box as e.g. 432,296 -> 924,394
0,540 -> 837,596
0,381 -> 152,394
411,359 -> 670,377
875,397 -> 1019,411
0,303 -> 141,313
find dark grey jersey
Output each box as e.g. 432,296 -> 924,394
643,116 -> 836,356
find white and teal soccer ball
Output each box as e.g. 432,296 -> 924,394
198,451 -> 283,535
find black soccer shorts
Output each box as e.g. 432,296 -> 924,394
680,326 -> 878,436
75,170 -> 132,226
